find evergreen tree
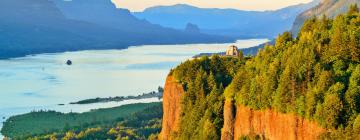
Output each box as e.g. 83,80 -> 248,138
348,4 -> 359,15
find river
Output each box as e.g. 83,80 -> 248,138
0,39 -> 268,139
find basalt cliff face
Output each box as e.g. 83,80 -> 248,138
159,76 -> 184,140
160,75 -> 325,140
221,99 -> 235,140
221,99 -> 324,140
231,103 -> 325,140
222,99 -> 325,140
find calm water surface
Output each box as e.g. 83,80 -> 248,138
0,39 -> 268,138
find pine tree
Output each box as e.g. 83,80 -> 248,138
345,65 -> 360,115
348,4 -> 359,15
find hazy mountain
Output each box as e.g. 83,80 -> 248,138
0,0 -> 233,59
52,0 -> 177,34
134,1 -> 319,39
51,0 -> 232,43
292,0 -> 360,35
0,0 -> 113,58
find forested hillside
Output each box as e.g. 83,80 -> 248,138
0,0 -> 232,59
170,55 -> 245,139
227,5 -> 360,139
292,0 -> 360,35
4,4 -> 360,140
2,103 -> 162,140
163,5 -> 360,139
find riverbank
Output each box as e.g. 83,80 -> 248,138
0,39 -> 268,139
0,98 -> 162,139
1,102 -> 162,139
70,88 -> 163,105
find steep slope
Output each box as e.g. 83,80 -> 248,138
160,7 -> 360,140
159,76 -> 184,140
51,0 -> 233,44
0,0 -> 233,59
233,105 -> 324,140
52,0 -> 174,33
159,56 -> 245,140
221,99 -> 235,140
292,0 -> 360,35
0,0 -> 147,59
134,1 -> 319,38
224,7 -> 360,139
221,100 -> 324,140
0,0 -> 111,58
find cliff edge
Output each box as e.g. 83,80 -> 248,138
232,104 -> 324,140
160,75 -> 325,140
159,76 -> 184,140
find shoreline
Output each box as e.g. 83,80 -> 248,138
69,89 -> 163,105
0,38 -> 269,139
0,39 -> 240,60
0,39 -> 267,60
0,97 -> 162,139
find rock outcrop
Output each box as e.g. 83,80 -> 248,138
231,104 -> 325,140
160,75 -> 325,140
221,99 -> 235,140
159,76 -> 184,140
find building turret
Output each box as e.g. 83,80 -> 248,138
226,45 -> 239,57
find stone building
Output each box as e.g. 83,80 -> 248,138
226,45 -> 239,57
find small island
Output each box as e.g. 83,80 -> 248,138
69,87 -> 164,105
66,60 -> 72,65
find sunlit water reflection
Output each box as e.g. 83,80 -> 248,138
0,39 -> 268,138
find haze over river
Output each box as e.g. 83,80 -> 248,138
0,39 -> 268,138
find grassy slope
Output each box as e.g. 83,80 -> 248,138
1,102 -> 161,138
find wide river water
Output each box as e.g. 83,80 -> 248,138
0,39 -> 268,138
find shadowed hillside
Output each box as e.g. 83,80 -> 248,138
134,1 -> 319,38
160,6 -> 360,139
0,0 -> 233,59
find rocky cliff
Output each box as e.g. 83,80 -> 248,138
232,104 -> 324,140
159,76 -> 184,140
160,76 -> 325,140
221,99 -> 325,140
221,99 -> 235,140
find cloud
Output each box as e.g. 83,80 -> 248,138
112,0 -> 312,12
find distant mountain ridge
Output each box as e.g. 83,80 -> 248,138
0,0 -> 112,58
292,0 -> 360,35
134,1 -> 320,38
51,0 -> 233,43
0,0 -> 232,59
51,0 -> 170,33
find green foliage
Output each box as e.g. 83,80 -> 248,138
7,4 -> 360,140
348,4 -> 359,15
170,8 -> 360,138
239,135 -> 265,140
223,6 -> 360,139
1,103 -> 162,139
315,84 -> 344,128
170,55 -> 243,139
345,65 -> 360,114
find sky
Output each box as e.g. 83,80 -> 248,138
112,0 -> 313,12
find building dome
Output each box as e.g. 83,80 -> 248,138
226,45 -> 239,57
